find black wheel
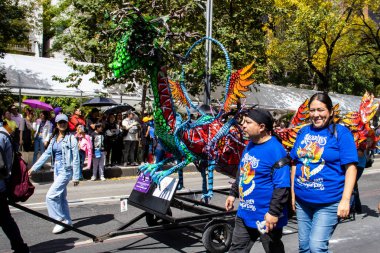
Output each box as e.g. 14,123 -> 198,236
145,208 -> 172,226
202,222 -> 232,253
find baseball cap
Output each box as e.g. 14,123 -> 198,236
142,116 -> 153,123
55,114 -> 69,123
54,107 -> 62,115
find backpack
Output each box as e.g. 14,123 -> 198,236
0,131 -> 35,202
0,143 -> 9,179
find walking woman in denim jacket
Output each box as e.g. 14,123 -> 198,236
29,114 -> 80,234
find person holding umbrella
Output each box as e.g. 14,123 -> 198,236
29,114 -> 80,234
86,108 -> 101,136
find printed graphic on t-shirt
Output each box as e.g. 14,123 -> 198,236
238,152 -> 259,211
296,133 -> 326,190
94,135 -> 103,149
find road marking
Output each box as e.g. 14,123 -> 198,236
9,195 -> 128,212
74,232 -> 146,247
329,237 -> 355,244
10,185 -> 231,212
283,228 -> 294,234
363,168 -> 380,175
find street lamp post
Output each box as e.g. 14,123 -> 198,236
204,0 -> 213,106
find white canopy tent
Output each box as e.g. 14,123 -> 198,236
0,54 -> 143,108
211,83 -> 378,114
244,83 -> 379,113
1,53 -> 105,97
1,54 -> 377,113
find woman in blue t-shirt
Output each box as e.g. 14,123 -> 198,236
290,93 -> 357,253
226,108 -> 290,253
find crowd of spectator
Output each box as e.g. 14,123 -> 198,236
1,104 -> 158,181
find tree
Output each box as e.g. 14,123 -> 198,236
266,0 -> 367,92
0,0 -> 31,83
352,1 -> 380,66
49,0 -> 274,104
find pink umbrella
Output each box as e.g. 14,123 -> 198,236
22,99 -> 53,111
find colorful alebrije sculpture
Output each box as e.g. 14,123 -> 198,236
275,91 -> 379,149
110,8 -> 255,200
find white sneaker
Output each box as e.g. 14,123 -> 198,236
90,176 -> 96,181
100,176 -> 106,181
52,220 -> 72,234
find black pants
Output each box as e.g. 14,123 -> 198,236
0,192 -> 29,253
141,141 -> 150,163
229,216 -> 285,253
112,137 -> 123,164
353,166 -> 365,213
123,140 -> 138,163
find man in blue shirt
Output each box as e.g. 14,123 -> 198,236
225,108 -> 290,253
0,118 -> 30,253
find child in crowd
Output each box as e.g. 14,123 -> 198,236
75,125 -> 92,180
91,123 -> 106,181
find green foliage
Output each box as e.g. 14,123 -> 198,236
265,0 -> 379,93
45,0 -> 380,98
42,96 -> 84,115
0,87 -> 18,113
0,0 -> 30,54
0,0 -> 31,83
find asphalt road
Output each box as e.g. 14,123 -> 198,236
1,165 -> 380,253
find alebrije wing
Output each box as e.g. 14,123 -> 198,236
340,92 -> 379,148
223,61 -> 256,112
290,98 -> 309,128
168,80 -> 190,108
332,103 -> 341,123
275,124 -> 308,150
342,112 -> 362,132
359,92 -> 379,124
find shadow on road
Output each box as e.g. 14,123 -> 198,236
73,214 -> 115,228
30,237 -> 78,253
361,205 -> 379,218
115,229 -> 205,253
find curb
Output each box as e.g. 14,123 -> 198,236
30,163 -> 199,183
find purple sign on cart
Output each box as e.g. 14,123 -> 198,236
133,173 -> 152,193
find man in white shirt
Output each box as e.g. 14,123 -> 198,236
122,112 -> 140,166
9,105 -> 24,151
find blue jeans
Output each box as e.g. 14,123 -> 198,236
296,200 -> 339,253
33,136 -> 45,164
79,150 -> 85,179
46,162 -> 73,223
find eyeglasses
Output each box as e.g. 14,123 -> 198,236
57,121 -> 68,124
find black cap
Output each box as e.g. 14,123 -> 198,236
246,108 -> 274,131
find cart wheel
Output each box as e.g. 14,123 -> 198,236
145,208 -> 172,226
202,222 -> 232,253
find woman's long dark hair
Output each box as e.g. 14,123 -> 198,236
41,110 -> 51,120
49,124 -> 70,143
308,92 -> 336,135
